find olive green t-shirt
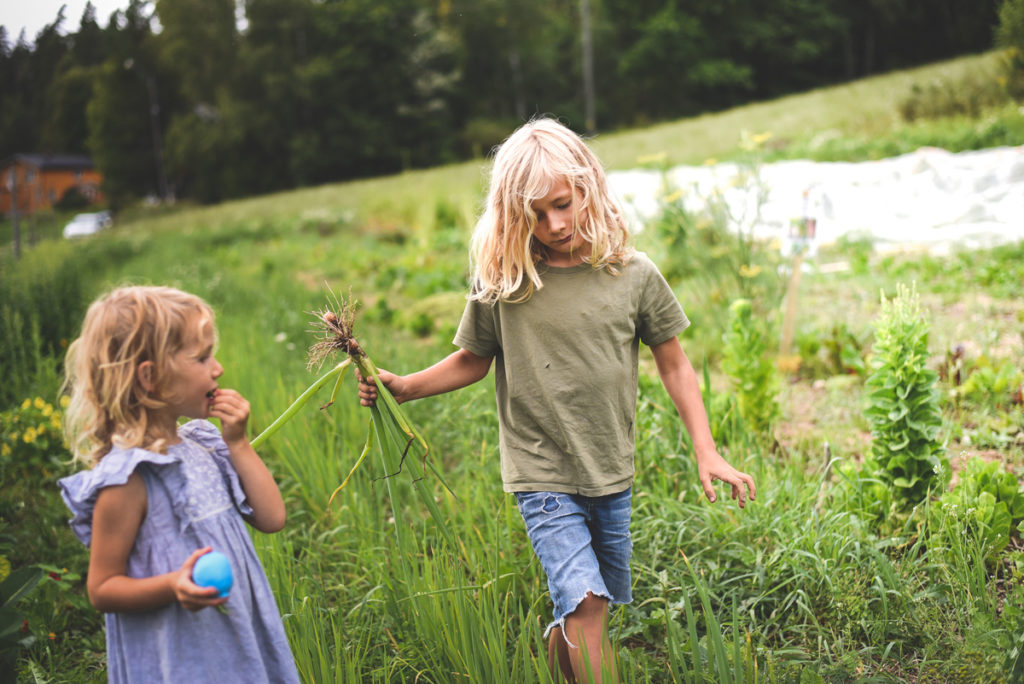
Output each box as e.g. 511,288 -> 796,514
453,252 -> 689,496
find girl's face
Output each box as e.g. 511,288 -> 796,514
161,317 -> 223,424
531,180 -> 590,267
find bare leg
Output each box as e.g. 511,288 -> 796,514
563,592 -> 617,684
548,626 -> 575,682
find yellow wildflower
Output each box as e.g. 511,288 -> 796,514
1,444 -> 10,457
739,264 -> 763,278
23,428 -> 37,444
662,189 -> 683,204
636,151 -> 668,165
21,399 -> 30,410
60,395 -> 70,408
34,397 -> 45,410
42,404 -> 53,417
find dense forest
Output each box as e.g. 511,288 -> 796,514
0,0 -> 1005,206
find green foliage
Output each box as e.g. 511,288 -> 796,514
863,284 -> 950,508
721,298 -> 779,437
0,396 -> 69,482
937,458 -> 1024,562
0,555 -> 43,674
793,322 -> 867,379
640,138 -> 784,358
0,243 -> 92,408
897,60 -> 1012,122
954,356 -> 1024,411
776,102 -> 1024,163
997,0 -> 1024,97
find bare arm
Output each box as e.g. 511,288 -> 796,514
210,388 -> 287,533
650,336 -> 756,507
358,348 -> 493,406
87,473 -> 224,613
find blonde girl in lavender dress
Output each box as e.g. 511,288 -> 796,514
59,286 -> 299,684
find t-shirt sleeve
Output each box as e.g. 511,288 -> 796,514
635,255 -> 689,347
453,297 -> 500,358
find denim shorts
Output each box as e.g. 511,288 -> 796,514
514,488 -> 633,638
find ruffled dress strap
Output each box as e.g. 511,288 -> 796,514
58,446 -> 180,547
178,420 -> 254,518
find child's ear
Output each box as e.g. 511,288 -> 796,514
137,361 -> 156,393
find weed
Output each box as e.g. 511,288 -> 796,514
863,283 -> 950,510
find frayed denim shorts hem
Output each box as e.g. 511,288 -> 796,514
514,488 -> 633,640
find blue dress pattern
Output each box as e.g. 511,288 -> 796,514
59,420 -> 300,684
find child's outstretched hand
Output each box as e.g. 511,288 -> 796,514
208,388 -> 250,446
173,547 -> 227,612
696,451 -> 756,508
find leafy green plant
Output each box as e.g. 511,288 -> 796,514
936,457 -> 1024,563
897,63 -> 1011,122
954,357 -> 1024,411
0,243 -> 93,408
721,298 -> 779,439
0,396 -> 71,483
996,0 -> 1024,98
0,560 -> 43,674
793,322 -> 867,379
862,284 -> 950,509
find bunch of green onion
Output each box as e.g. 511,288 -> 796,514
250,293 -> 453,542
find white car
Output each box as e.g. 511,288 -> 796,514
63,211 -> 112,238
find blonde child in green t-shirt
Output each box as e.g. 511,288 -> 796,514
359,116 -> 755,683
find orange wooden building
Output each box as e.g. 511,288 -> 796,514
1,154 -> 104,216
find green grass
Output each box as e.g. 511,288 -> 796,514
3,50 -> 1023,682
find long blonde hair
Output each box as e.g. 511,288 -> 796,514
63,285 -> 215,465
469,117 -> 633,303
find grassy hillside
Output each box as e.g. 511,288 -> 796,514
2,50 -> 1023,683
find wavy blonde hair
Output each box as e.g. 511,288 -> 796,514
469,117 -> 634,303
63,285 -> 215,465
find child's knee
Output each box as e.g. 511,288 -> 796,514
570,591 -> 609,621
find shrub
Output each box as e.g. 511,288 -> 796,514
997,0 -> 1024,98
936,457 -> 1024,563
863,284 -> 950,508
897,69 -> 1010,122
0,396 -> 71,483
721,298 -> 779,438
0,244 -> 92,408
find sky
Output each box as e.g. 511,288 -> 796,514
1,1 -> 130,43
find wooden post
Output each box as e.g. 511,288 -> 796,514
779,249 -> 804,357
9,167 -> 21,259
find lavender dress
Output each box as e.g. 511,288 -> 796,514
60,420 -> 300,684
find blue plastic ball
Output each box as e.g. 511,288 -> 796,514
192,551 -> 233,598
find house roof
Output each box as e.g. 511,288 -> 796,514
1,154 -> 96,171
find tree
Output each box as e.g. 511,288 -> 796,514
85,1 -> 166,207
997,0 -> 1024,98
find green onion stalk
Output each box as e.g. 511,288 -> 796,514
249,293 -> 455,545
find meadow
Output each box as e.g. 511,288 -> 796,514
2,52 -> 1023,683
